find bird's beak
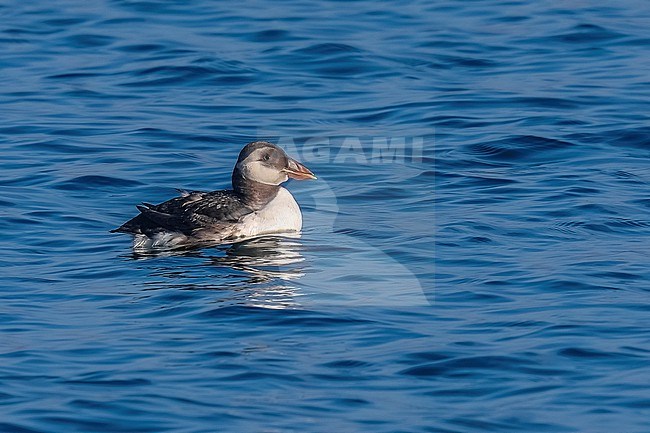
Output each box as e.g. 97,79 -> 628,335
283,158 -> 317,180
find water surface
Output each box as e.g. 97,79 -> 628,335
1,1 -> 649,432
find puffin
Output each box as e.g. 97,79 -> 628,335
111,141 -> 316,249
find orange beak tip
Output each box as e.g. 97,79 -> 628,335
283,160 -> 317,180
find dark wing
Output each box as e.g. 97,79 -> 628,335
111,190 -> 253,236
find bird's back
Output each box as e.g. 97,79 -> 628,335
111,189 -> 254,240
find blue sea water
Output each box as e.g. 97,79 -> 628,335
1,0 -> 649,432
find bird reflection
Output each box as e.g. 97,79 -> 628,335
130,236 -> 308,309
209,236 -> 306,283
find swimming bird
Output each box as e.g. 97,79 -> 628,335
111,141 -> 316,249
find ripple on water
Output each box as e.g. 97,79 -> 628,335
53,175 -> 143,191
466,135 -> 575,163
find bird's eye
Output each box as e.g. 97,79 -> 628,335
263,154 -> 270,161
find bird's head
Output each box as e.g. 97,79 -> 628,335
233,141 -> 316,186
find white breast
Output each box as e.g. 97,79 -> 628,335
234,187 -> 302,239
